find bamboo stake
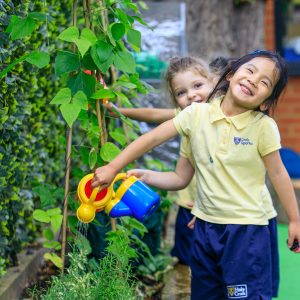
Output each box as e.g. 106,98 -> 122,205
61,0 -> 78,271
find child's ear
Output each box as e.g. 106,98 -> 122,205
260,101 -> 267,111
226,72 -> 233,81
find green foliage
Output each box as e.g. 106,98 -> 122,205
0,0 -> 70,275
40,231 -> 137,299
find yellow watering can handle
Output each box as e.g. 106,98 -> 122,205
87,173 -> 126,202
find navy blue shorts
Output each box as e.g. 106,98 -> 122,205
268,217 -> 279,297
190,219 -> 272,300
170,206 -> 194,265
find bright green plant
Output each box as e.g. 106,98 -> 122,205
33,208 -> 63,268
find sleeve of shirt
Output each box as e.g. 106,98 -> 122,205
172,103 -> 195,136
258,116 -> 281,157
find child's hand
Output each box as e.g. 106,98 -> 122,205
287,220 -> 300,253
91,164 -> 117,189
187,216 -> 196,229
103,102 -> 120,118
127,169 -> 150,183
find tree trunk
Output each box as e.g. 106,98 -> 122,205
186,0 -> 265,61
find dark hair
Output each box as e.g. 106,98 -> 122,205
209,56 -> 235,76
165,56 -> 213,107
207,50 -> 288,115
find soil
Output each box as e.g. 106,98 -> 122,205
20,259 -> 60,299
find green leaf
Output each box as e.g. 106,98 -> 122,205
43,241 -> 61,250
115,8 -> 129,24
10,16 -> 35,40
5,15 -> 18,33
50,215 -> 63,234
73,91 -> 88,110
111,23 -> 126,41
68,71 -> 96,98
55,51 -> 80,76
89,148 -> 97,169
100,142 -> 121,162
43,228 -> 54,241
117,80 -> 137,89
81,28 -> 97,45
32,185 -> 56,208
33,209 -> 50,223
28,12 -> 51,21
127,28 -> 141,49
25,51 -> 50,68
109,130 -> 127,147
46,208 -> 61,217
91,88 -> 115,99
82,52 -> 98,70
44,253 -> 63,269
74,38 -> 91,57
91,40 -> 113,63
50,88 -> 72,105
60,103 -> 82,127
113,51 -> 136,74
58,26 -> 79,42
132,15 -> 149,27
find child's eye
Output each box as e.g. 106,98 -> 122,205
246,68 -> 253,74
176,90 -> 185,97
261,80 -> 269,87
194,83 -> 203,89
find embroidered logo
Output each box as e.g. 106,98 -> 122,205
234,137 -> 241,145
233,137 -> 253,145
227,284 -> 248,298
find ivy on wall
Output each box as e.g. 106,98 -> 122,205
0,0 -> 71,276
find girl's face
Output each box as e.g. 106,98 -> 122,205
226,57 -> 279,111
171,70 -> 214,109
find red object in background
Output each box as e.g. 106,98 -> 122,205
84,70 -> 108,104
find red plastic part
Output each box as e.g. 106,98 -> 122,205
84,179 -> 108,202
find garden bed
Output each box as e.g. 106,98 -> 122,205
0,245 -> 47,300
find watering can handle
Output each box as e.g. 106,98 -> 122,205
89,173 -> 127,201
110,173 -> 127,192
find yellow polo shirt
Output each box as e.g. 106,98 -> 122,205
180,136 -> 277,220
173,97 -> 281,225
174,108 -> 197,209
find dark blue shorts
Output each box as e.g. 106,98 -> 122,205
170,206 -> 194,265
190,219 -> 272,300
268,217 -> 279,297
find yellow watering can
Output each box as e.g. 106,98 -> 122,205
77,173 -> 160,223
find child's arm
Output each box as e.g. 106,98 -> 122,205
91,119 -> 178,189
127,156 -> 195,190
105,102 -> 175,123
263,150 -> 300,253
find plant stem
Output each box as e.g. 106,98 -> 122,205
61,0 -> 78,271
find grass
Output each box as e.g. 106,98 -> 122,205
276,223 -> 300,299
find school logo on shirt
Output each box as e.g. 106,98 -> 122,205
233,137 -> 253,145
227,284 -> 248,298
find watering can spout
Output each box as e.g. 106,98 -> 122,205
108,200 -> 132,218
